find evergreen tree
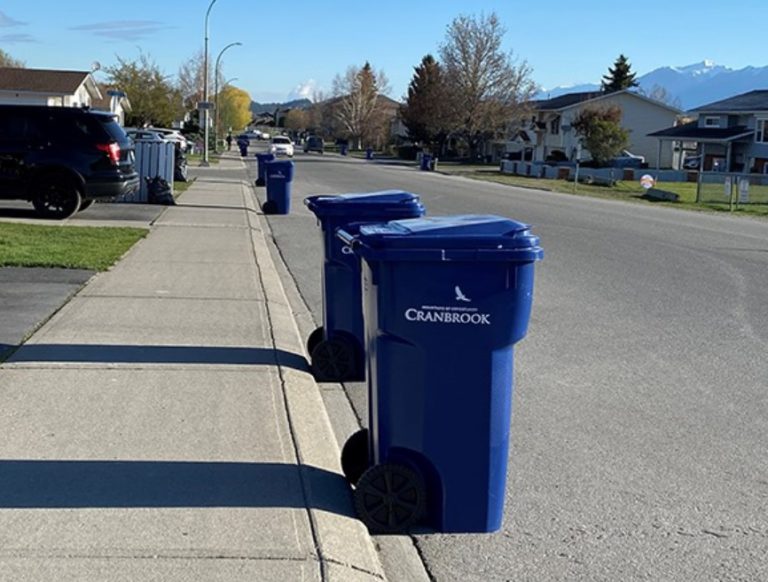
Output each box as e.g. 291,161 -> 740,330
601,54 -> 638,93
400,54 -> 450,150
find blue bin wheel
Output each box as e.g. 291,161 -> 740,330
306,326 -> 324,355
255,178 -> 265,187
341,428 -> 369,485
353,463 -> 426,534
310,338 -> 356,382
262,200 -> 277,215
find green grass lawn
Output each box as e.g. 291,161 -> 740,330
438,165 -> 768,218
0,223 -> 148,271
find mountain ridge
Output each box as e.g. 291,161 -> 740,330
539,61 -> 768,110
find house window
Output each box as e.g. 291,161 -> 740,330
704,116 -> 720,128
549,116 -> 560,135
756,118 -> 768,143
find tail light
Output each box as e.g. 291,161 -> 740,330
96,142 -> 121,165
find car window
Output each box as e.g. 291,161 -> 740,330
273,137 -> 291,144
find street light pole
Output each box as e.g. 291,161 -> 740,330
202,0 -> 219,167
213,41 -> 242,153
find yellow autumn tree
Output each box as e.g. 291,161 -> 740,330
217,85 -> 252,137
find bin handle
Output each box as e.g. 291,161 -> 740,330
335,228 -> 355,245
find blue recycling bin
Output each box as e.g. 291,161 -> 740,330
338,215 -> 543,534
420,153 -> 432,171
263,159 -> 294,215
304,191 -> 425,382
340,144 -> 349,156
365,147 -> 373,160
255,152 -> 275,186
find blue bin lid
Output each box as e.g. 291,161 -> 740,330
351,215 -> 543,262
304,190 -> 423,218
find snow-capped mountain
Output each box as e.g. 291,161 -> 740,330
538,61 -> 768,110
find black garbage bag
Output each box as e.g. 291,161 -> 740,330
145,175 -> 176,205
174,145 -> 188,182
174,159 -> 188,182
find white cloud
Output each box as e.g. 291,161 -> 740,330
287,80 -> 318,101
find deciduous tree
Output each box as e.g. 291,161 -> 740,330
571,106 -> 629,166
217,85 -> 252,134
439,12 -> 537,158
0,49 -> 24,68
331,62 -> 391,149
105,53 -> 184,127
283,108 -> 309,131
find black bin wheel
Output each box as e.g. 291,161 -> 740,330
306,326 -> 324,355
262,200 -> 277,214
341,428 -> 369,485
311,338 -> 356,382
353,463 -> 426,534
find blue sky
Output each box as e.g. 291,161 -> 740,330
2,0 -> 767,103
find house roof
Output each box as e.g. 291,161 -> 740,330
533,89 -> 681,114
689,90 -> 768,113
533,92 -> 603,111
648,121 -> 754,142
0,68 -> 99,97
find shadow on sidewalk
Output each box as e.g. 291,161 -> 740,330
0,460 -> 351,514
1,344 -> 308,371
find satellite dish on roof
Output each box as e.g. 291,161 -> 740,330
91,61 -> 101,72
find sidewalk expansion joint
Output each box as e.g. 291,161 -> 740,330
80,295 -> 266,303
153,223 -> 252,230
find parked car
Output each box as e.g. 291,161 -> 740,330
149,128 -> 190,151
304,135 -> 324,154
0,105 -> 139,218
270,135 -> 294,157
611,150 -> 646,168
683,155 -> 702,170
125,128 -> 167,143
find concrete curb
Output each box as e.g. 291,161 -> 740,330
241,180 -> 386,581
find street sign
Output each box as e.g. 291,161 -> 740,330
739,178 -> 750,203
197,101 -> 214,110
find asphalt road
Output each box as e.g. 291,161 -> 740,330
249,153 -> 768,582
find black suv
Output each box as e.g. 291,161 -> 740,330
0,105 -> 139,218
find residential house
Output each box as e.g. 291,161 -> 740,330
92,86 -> 131,126
649,90 -> 768,173
0,67 -> 101,107
518,90 -> 680,166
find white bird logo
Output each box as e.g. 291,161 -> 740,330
455,286 -> 471,302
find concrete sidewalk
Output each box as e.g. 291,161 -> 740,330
0,156 -> 385,581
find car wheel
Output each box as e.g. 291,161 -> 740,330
32,180 -> 82,219
77,199 -> 95,212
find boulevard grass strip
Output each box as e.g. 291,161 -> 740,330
440,166 -> 768,217
0,223 -> 148,271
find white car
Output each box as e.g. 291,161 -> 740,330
124,128 -> 167,143
150,128 -> 190,151
270,135 -> 294,157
